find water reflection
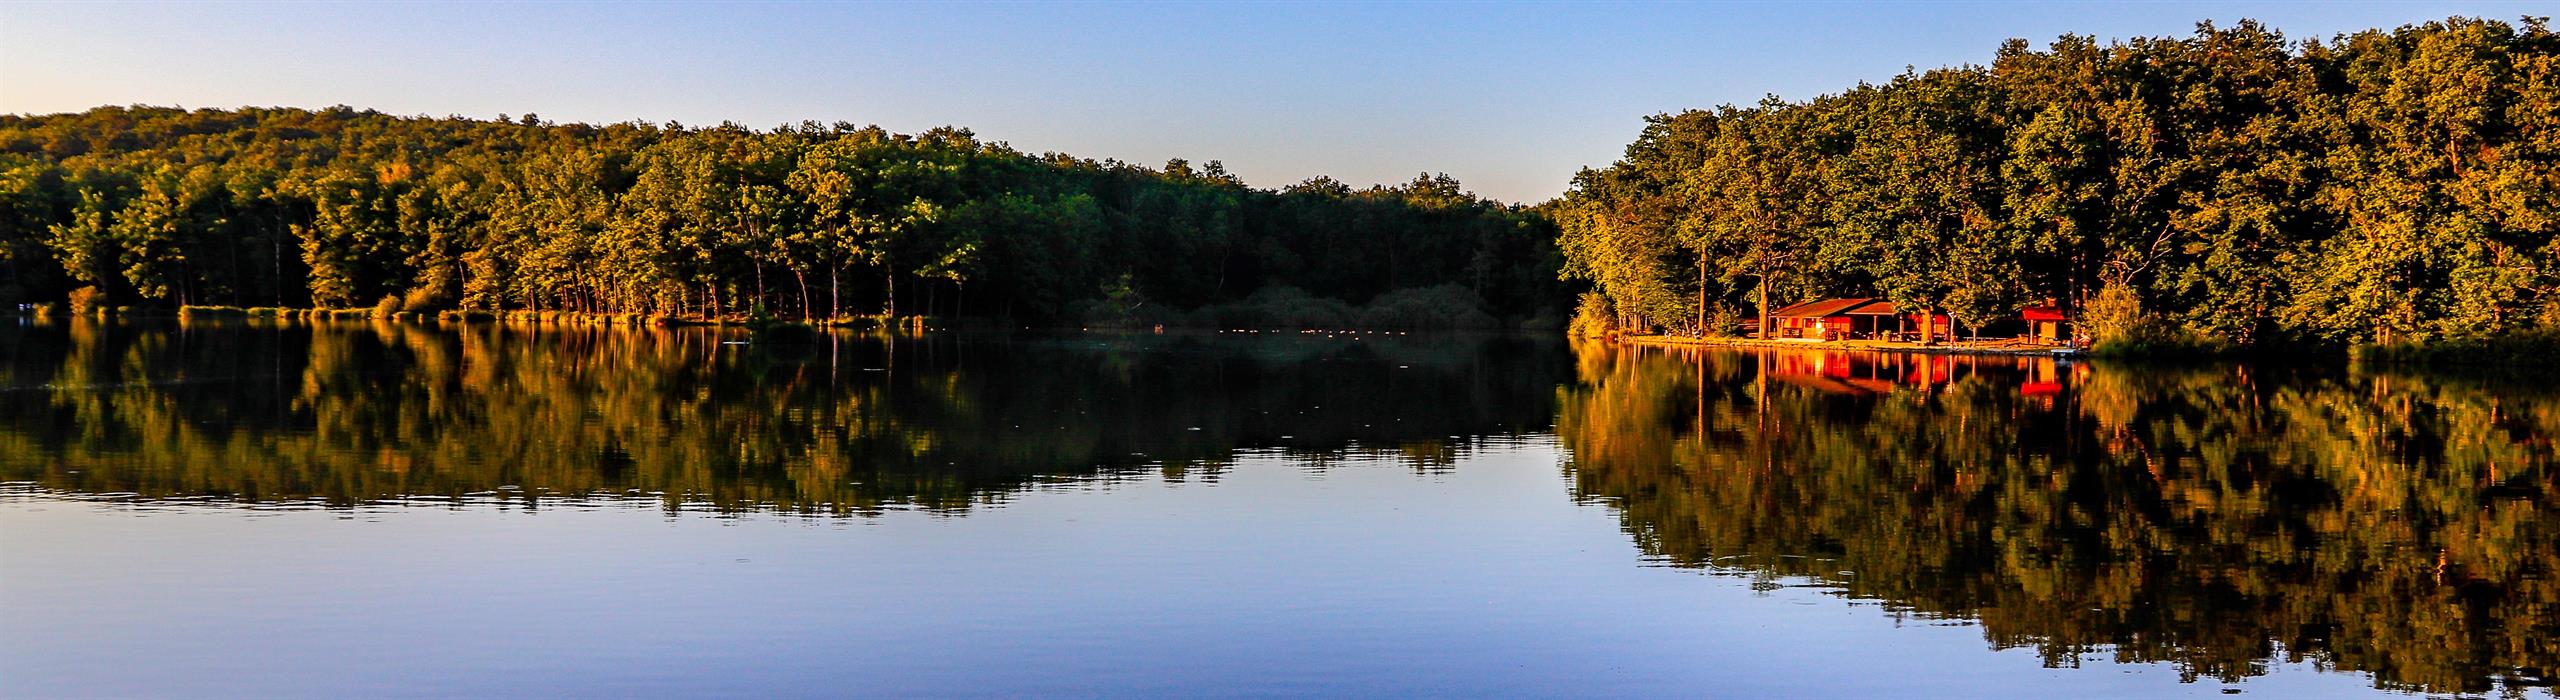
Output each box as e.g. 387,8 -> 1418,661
8,320 -> 2555,695
1555,341 -> 2558,696
0,318 -> 1567,513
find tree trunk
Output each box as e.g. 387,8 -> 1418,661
271,222 -> 285,307
1920,306 -> 1935,345
1756,277 -> 1770,340
830,268 -> 840,322
884,272 -> 897,318
793,267 -> 812,322
1696,262 -> 1707,338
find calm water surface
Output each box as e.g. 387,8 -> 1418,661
1,319 -> 2551,698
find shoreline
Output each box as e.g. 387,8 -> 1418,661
17,306 -> 1544,334
1615,334 -> 2089,358
15,305 -> 930,331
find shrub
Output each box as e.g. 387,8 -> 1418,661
1568,292 -> 1614,339
1517,309 -> 1565,332
67,286 -> 106,314
2090,319 -> 2229,357
1358,285 -> 1496,329
1705,302 -> 1742,338
1195,286 -> 1351,329
2081,283 -> 2143,343
371,295 -> 403,318
2083,282 -> 2228,357
401,286 -> 451,313
1072,274 -> 1175,327
179,305 -> 247,318
2356,327 -> 2560,367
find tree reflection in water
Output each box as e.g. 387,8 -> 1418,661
0,318 -> 1565,514
1556,340 -> 2556,696
7,321 -> 2552,695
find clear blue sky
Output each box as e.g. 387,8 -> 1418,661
1,1 -> 2544,203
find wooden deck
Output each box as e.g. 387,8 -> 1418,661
1620,334 -> 2088,358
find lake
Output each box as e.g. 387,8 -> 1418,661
2,318 -> 2551,698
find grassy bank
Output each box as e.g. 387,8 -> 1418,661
2355,329 -> 2560,369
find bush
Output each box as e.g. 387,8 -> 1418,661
2356,327 -> 2560,367
1072,274 -> 1178,328
1705,302 -> 1742,338
370,295 -> 402,318
2091,320 -> 2229,357
67,286 -> 106,314
1358,285 -> 1496,329
2084,282 -> 2228,357
1568,292 -> 1613,339
1193,286 -> 1351,329
178,305 -> 247,318
2081,283 -> 2142,343
401,286 -> 451,313
1517,309 -> 1565,332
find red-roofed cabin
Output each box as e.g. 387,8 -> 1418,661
2021,306 -> 2070,345
1767,298 -> 1873,340
1768,298 -> 1950,341
1846,300 -> 1951,343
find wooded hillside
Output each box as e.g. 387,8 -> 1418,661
1555,17 -> 2558,348
1,107 -> 1563,325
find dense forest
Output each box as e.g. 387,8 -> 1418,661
0,106 -> 1564,326
1556,17 -> 2559,349
7,16 -> 2556,346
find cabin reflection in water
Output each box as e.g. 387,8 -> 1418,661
1558,340 -> 2559,697
1742,348 -> 2083,398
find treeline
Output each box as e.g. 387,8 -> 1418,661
0,106 -> 1564,325
1555,17 -> 2560,348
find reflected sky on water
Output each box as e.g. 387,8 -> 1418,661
2,319 -> 2550,698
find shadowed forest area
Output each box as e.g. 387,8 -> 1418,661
1556,17 -> 2559,355
0,108 -> 1564,328
1556,342 -> 2558,695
